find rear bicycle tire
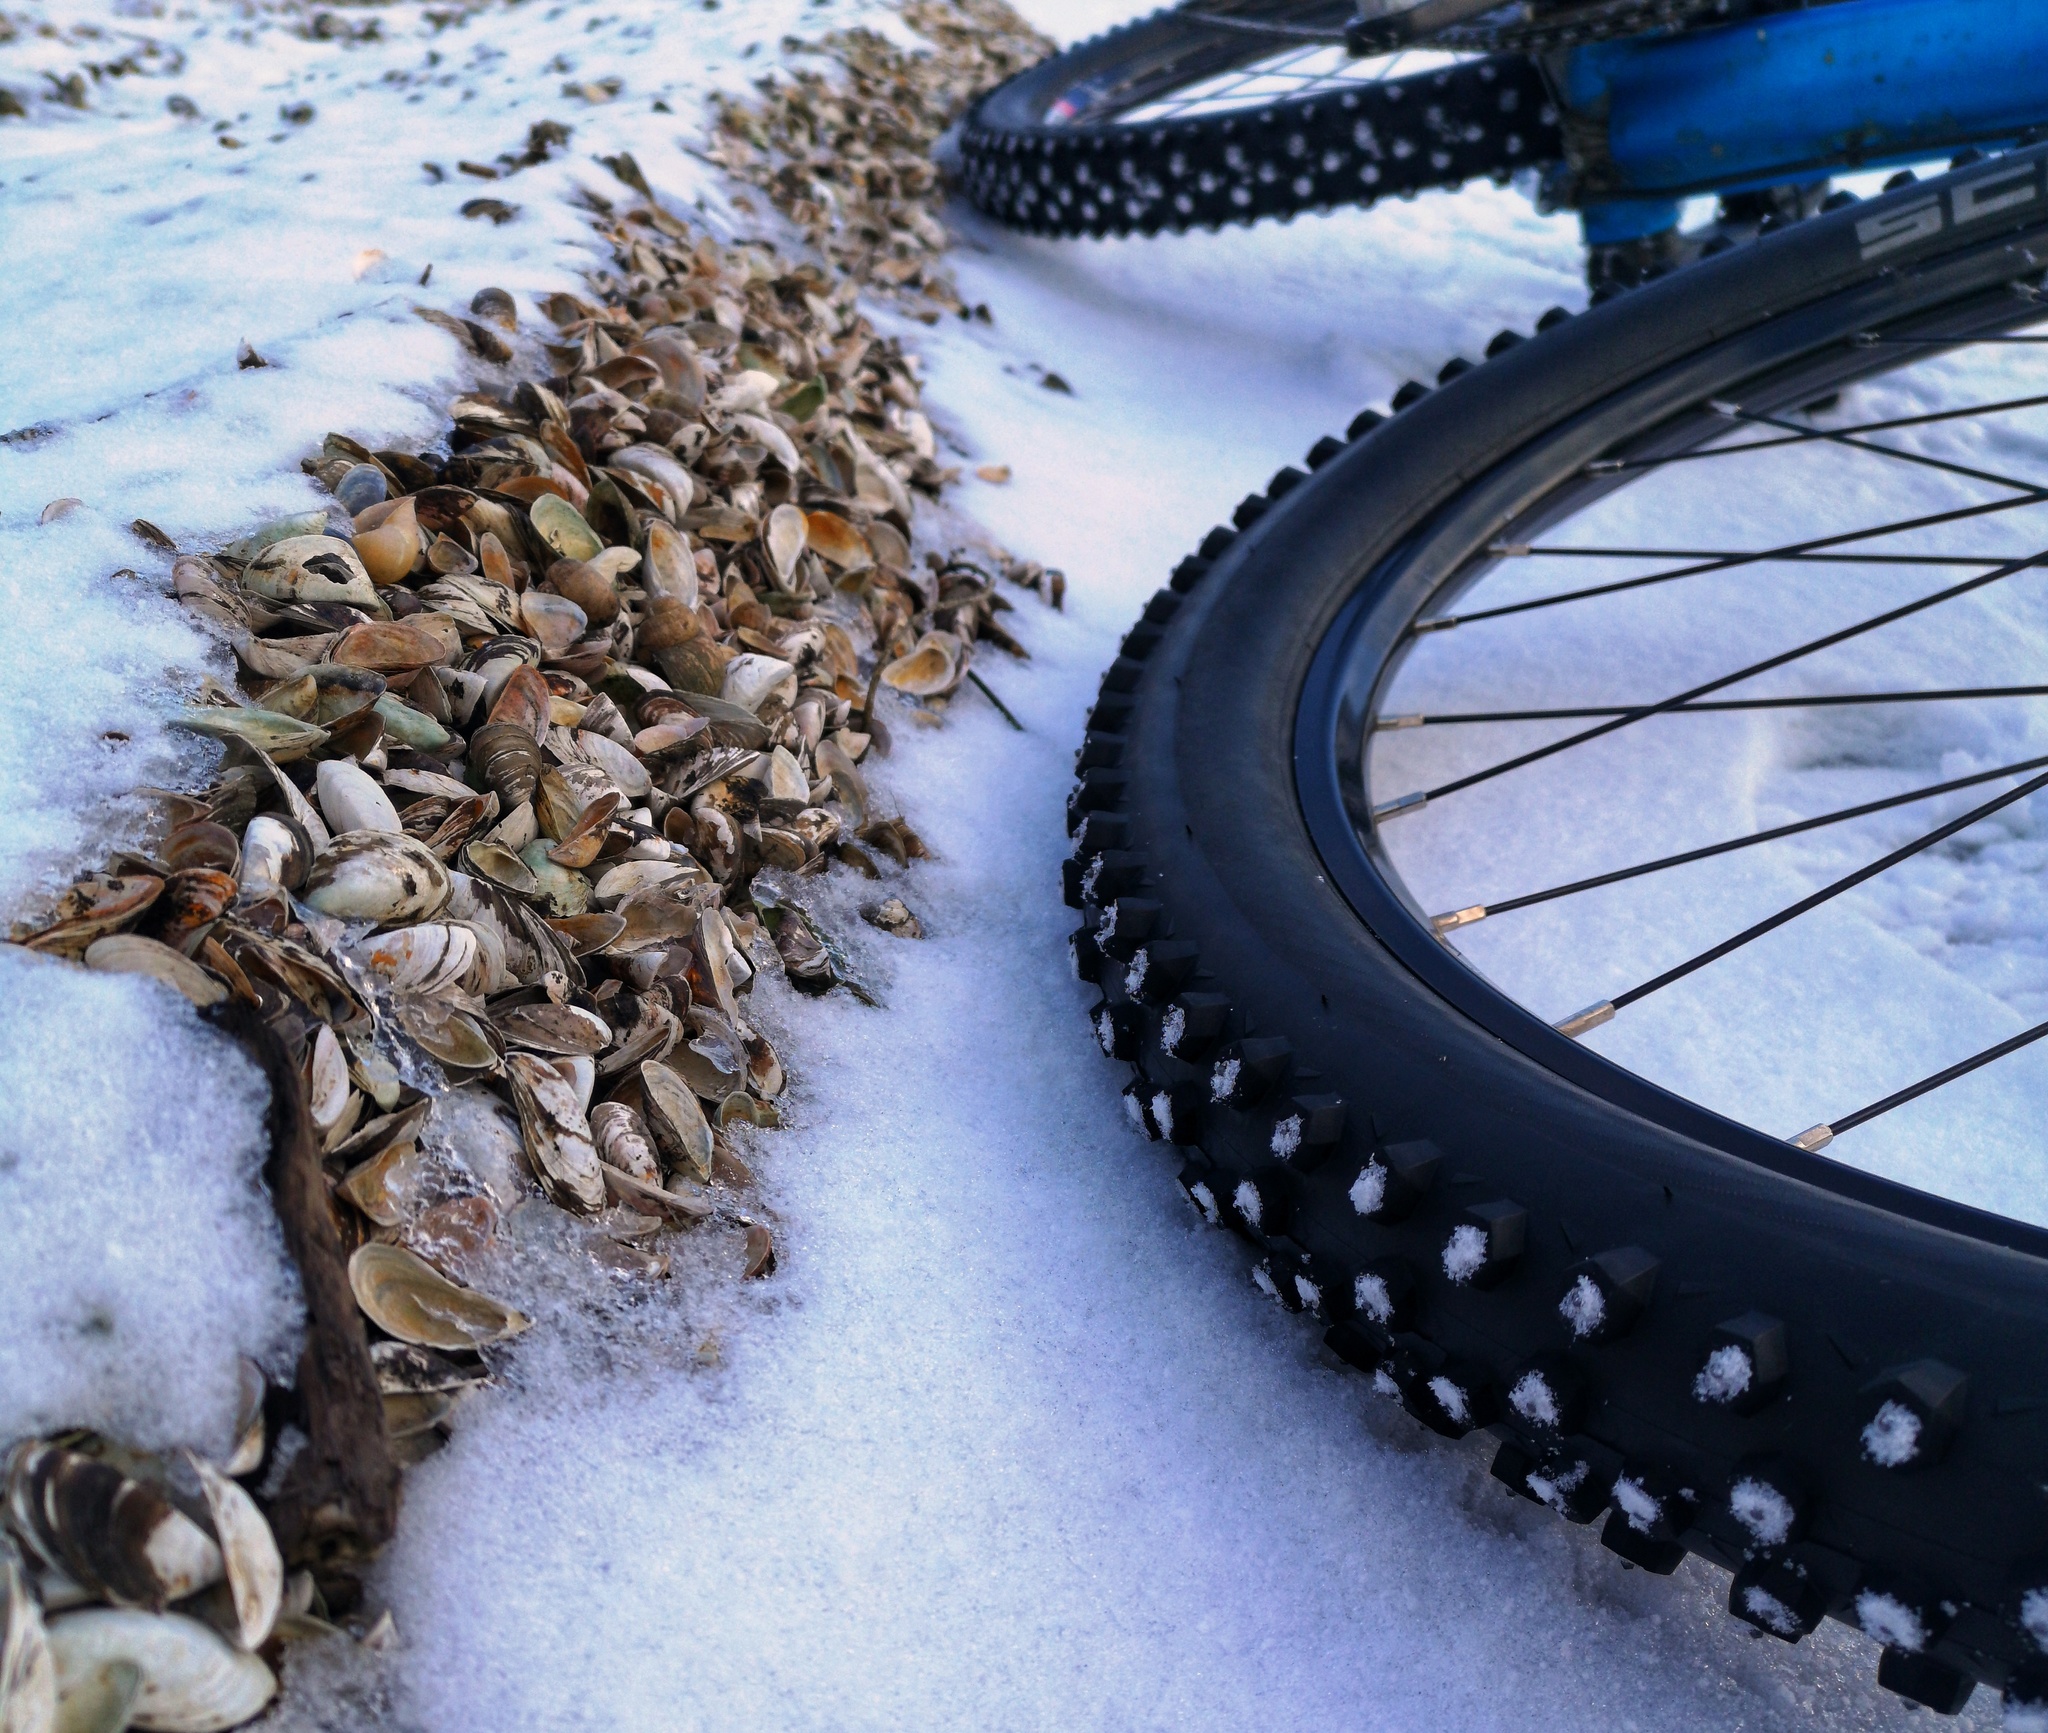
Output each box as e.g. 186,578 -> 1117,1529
956,9 -> 1559,238
1070,150 -> 2048,1712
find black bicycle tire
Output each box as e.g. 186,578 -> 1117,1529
1069,151 -> 2048,1713
956,9 -> 1560,239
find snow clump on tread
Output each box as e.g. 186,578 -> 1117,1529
1558,1274 -> 1605,1338
1693,1344 -> 1753,1404
1442,1223 -> 1487,1283
1349,1159 -> 1387,1217
1862,1399 -> 1923,1466
1729,1478 -> 1796,1548
1854,1590 -> 1928,1653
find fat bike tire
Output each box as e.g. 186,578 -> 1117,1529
1069,148 -> 2048,1713
956,10 -> 1559,238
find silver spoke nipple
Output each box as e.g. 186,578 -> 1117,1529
1790,1123 -> 1835,1152
1372,791 -> 1427,822
1412,616 -> 1458,634
1554,1000 -> 1615,1039
1587,458 -> 1624,474
1708,398 -> 1743,418
1431,905 -> 1486,933
1375,713 -> 1425,731
1488,542 -> 1531,557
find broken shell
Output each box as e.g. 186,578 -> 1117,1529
460,840 -> 541,899
504,1052 -> 607,1214
175,706 -> 328,762
640,519 -> 698,609
183,1458 -> 281,1652
530,493 -> 602,563
1,1552 -> 55,1733
240,536 -> 379,610
601,1160 -> 712,1225
348,1243 -> 529,1350
82,936 -> 227,1008
370,1341 -> 488,1397
545,793 -> 620,871
224,1362 -> 265,1480
639,1059 -> 713,1182
303,1025 -> 351,1138
519,590 -> 588,658
548,912 -> 626,955
46,1610 -> 273,1733
352,496 -> 421,587
485,663 -> 553,742
590,1100 -> 660,1183
303,832 -> 452,923
3,1444 -> 221,1612
314,760 -> 401,835
382,1392 -> 453,1441
880,630 -> 963,698
720,654 -> 796,715
591,859 -> 689,909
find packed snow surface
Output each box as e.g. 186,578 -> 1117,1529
1,0 -> 2020,1724
0,946 -> 298,1454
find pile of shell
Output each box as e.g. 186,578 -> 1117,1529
708,0 -> 1051,319
0,7 -> 1064,1725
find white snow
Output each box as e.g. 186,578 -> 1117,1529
1231,1176 -> 1263,1228
1509,1369 -> 1560,1430
1355,1270 -> 1394,1323
1695,1343 -> 1754,1404
1426,1373 -> 1471,1426
1730,1477 -> 1798,1549
1150,1089 -> 1176,1141
1349,1157 -> 1388,1217
1292,1273 -> 1321,1311
1250,1263 -> 1281,1303
1209,1054 -> 1240,1102
2023,1584 -> 2048,1649
1270,1113 -> 1302,1158
1526,1457 -> 1589,1512
1442,1221 -> 1488,1283
1743,1585 -> 1806,1639
1854,1590 -> 1928,1654
1862,1398 -> 1924,1467
1159,1001 -> 1186,1053
6,0 -> 2007,1723
1611,1474 -> 1662,1536
1559,1272 -> 1606,1338
0,945 -> 299,1455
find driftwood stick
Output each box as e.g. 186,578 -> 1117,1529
210,1001 -> 400,1578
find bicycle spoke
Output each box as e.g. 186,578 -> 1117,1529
1419,492 -> 2048,630
1384,547 -> 2048,815
1723,403 -> 2048,498
1490,546 -> 2020,567
1427,751 -> 2048,934
1587,390 -> 2048,475
1553,764 -> 2048,1038
1380,684 -> 2048,727
1793,1018 -> 2048,1150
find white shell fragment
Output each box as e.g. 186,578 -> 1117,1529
82,937 -> 227,1009
314,760 -> 401,836
720,654 -> 797,715
301,832 -> 452,924
1,1553 -> 55,1733
46,1610 -> 275,1733
183,1458 -> 281,1652
639,1060 -> 712,1182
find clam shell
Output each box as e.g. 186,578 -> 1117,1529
372,694 -> 453,753
494,1001 -> 610,1056
519,590 -> 587,658
545,792 -> 620,871
592,860 -> 689,910
388,996 -> 501,1073
639,519 -> 698,609
162,821 -> 238,876
82,936 -> 226,1008
307,1025 -> 350,1135
224,1362 -> 265,1480
370,1341 -> 489,1397
720,654 -> 796,715
302,832 -> 452,923
461,840 -> 540,899
764,502 -> 807,591
351,497 -> 421,586
486,664 -> 552,740
589,1100 -> 660,1184
240,535 -> 379,609
331,618 -> 454,671
544,561 -> 617,627
14,874 -> 161,957
3,1445 -> 222,1612
184,1458 -> 280,1652
880,630 -> 963,698
803,511 -> 870,571
347,1243 -> 529,1349
314,760 -> 401,836
547,912 -> 626,956
600,1159 -> 712,1225
235,816 -> 306,903
515,843 -> 591,918
471,724 -> 542,812
639,1059 -> 712,1182
175,706 -> 328,762
610,444 -> 697,515
505,1052 -> 606,1214
47,1609 -> 272,1732
351,923 -> 479,996
534,764 -> 610,843
573,731 -> 650,799
1,1553 -> 56,1733
152,870 -> 237,951
530,493 -> 602,563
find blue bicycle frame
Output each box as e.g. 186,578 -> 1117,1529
1556,0 -> 2048,243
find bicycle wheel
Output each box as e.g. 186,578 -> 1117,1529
955,4 -> 1558,238
1070,148 -> 2048,1715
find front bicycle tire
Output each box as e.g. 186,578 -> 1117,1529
1070,150 -> 2048,1715
956,7 -> 1559,238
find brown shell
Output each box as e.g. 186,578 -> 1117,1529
471,721 -> 543,811
150,868 -> 239,949
12,873 -> 162,956
331,618 -> 456,671
545,559 -> 619,626
653,634 -> 731,698
485,663 -> 553,741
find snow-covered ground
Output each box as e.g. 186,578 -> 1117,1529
0,0 -> 2026,1724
